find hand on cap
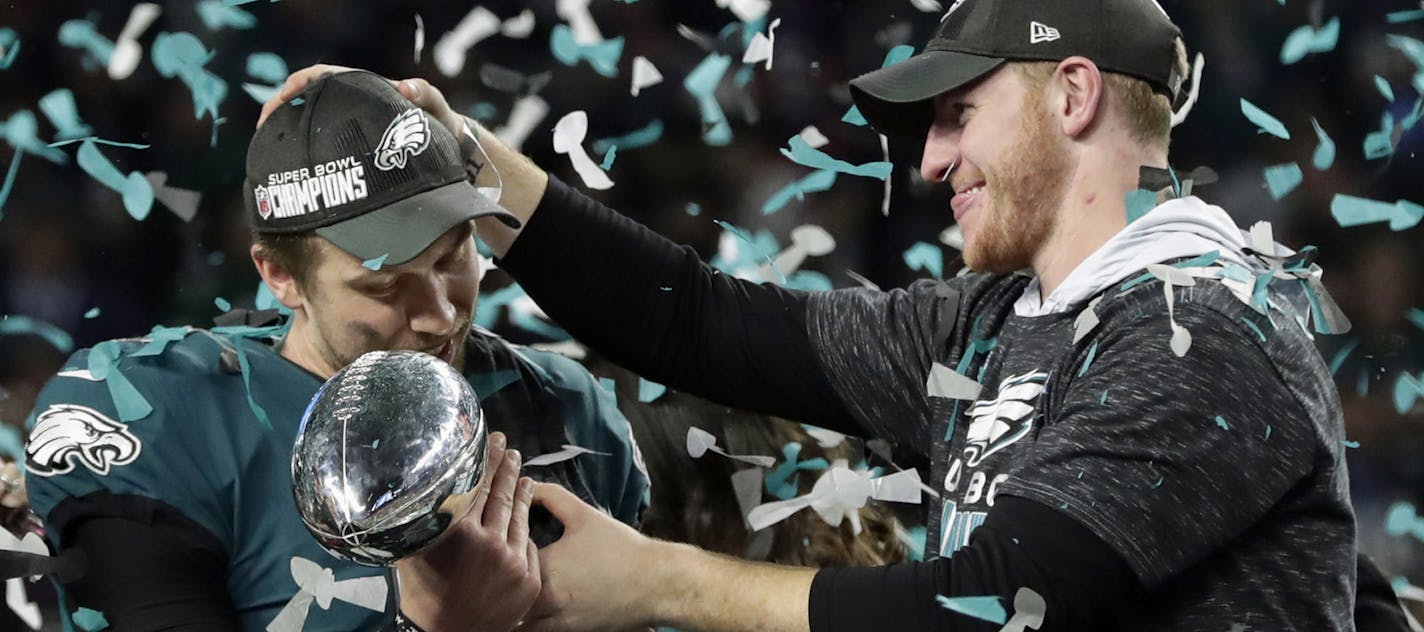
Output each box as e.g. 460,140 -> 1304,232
258,65 -> 469,142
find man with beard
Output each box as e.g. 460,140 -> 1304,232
23,70 -> 647,631
270,0 -> 1404,629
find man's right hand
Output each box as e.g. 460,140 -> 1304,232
394,431 -> 542,632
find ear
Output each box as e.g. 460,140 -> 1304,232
1051,56 -> 1104,139
250,244 -> 307,311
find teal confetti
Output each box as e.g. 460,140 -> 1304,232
75,140 -> 154,221
0,314 -> 73,353
1395,372 -> 1424,414
38,89 -> 92,140
1389,9 -> 1424,24
253,280 -> 292,315
1125,189 -> 1156,223
151,32 -> 229,121
1078,342 -> 1099,377
214,297 -> 232,312
1279,17 -> 1339,65
289,97 -> 304,106
1310,118 -> 1335,170
780,135 -> 892,180
361,254 -> 388,270
903,242 -> 943,278
1240,98 -> 1290,139
1174,250 -> 1221,269
467,101 -> 497,121
1329,194 -> 1423,231
598,377 -> 616,395
206,251 -> 225,266
241,83 -> 279,104
549,25 -> 624,77
841,105 -> 867,126
224,336 -> 271,428
72,607 -> 108,631
509,308 -> 571,341
765,442 -> 830,500
1407,308 -> 1424,331
196,0 -> 258,30
637,378 -> 666,403
685,202 -> 701,216
600,145 -> 617,170
58,18 -> 114,68
684,53 -> 733,146
1215,415 -> 1230,430
0,28 -> 18,69
591,119 -> 664,155
882,45 -> 915,67
935,595 -> 1007,624
1263,163 -> 1302,200
48,136 -> 151,150
2,110 -> 70,163
761,169 -> 837,214
1241,317 -> 1268,343
245,52 -> 288,83
1363,112 -> 1396,160
1099,389 -> 1109,405
0,151 -> 19,220
1404,97 -> 1424,130
1151,476 -> 1164,489
1375,76 -> 1396,103
474,283 -> 525,328
371,439 -> 380,449
1266,425 -> 1272,440
88,341 -> 153,422
1342,440 -> 1360,449
712,220 -> 784,282
129,325 -> 190,358
84,307 -> 100,319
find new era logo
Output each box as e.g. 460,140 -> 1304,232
1030,21 -> 1060,44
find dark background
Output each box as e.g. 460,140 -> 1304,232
0,0 -> 1421,612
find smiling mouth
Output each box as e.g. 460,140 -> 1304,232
425,339 -> 456,363
951,181 -> 987,220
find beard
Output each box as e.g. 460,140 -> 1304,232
962,91 -> 1074,274
319,316 -> 473,375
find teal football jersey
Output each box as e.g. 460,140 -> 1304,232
26,324 -> 647,631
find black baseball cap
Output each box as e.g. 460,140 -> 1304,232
849,0 -> 1184,137
245,70 -> 519,265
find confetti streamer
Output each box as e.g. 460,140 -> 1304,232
1310,117 -> 1335,170
87,340 -> 153,422
524,444 -> 611,467
764,442 -> 829,500
1145,263 -> 1194,356
266,557 -> 387,632
0,315 -> 73,353
151,32 -> 229,121
687,426 -> 777,467
0,151 -> 19,220
75,140 -> 154,221
1279,17 -> 1339,65
935,595 -> 1007,625
550,24 -> 624,77
761,169 -> 836,215
552,110 -> 613,190
38,89 -> 92,141
591,119 -> 664,155
1240,98 -> 1290,139
780,135 -> 892,180
1388,9 -> 1424,24
1263,163 -> 1302,200
747,465 -> 922,533
684,53 -> 734,145
195,0 -> 256,30
1329,194 -> 1423,231
58,18 -> 115,69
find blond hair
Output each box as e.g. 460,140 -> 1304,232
1015,38 -> 1190,151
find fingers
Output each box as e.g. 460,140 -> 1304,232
525,538 -> 540,586
256,63 -> 356,127
508,477 -> 534,551
467,431 -> 506,521
394,78 -> 449,116
482,446 -> 521,533
530,482 -> 588,527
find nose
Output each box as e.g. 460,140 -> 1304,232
407,274 -> 457,337
919,121 -> 961,184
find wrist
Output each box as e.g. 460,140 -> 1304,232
643,539 -> 703,628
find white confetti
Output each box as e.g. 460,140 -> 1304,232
493,94 -> 549,153
433,7 -> 502,77
715,0 -> 771,23
145,171 -> 202,222
927,362 -> 982,400
747,465 -> 922,534
556,0 -> 604,45
846,270 -> 882,291
909,0 -> 944,12
730,467 -> 765,526
552,110 -> 614,190
939,224 -> 964,251
797,125 -> 829,149
4,579 -> 40,630
742,18 -> 780,70
108,3 -> 161,80
523,444 -> 610,467
998,587 -> 1047,632
413,14 -> 425,64
801,424 -> 847,448
630,56 -> 663,97
1072,295 -> 1104,343
686,426 -> 776,468
762,224 -> 835,281
500,10 -> 536,38
266,557 -> 387,632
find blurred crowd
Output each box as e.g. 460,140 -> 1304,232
0,0 -> 1422,626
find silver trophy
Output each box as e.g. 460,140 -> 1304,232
291,350 -> 488,566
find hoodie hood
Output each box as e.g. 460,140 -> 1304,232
1012,196 -> 1350,335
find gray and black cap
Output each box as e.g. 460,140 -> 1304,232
244,70 -> 519,265
849,0 -> 1184,137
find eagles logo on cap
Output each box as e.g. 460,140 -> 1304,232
374,108 -> 432,171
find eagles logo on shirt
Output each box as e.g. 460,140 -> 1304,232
373,108 -> 432,171
26,404 -> 142,477
962,371 -> 1048,467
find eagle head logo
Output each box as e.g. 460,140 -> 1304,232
961,371 -> 1048,468
26,404 -> 142,477
373,108 -> 432,171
